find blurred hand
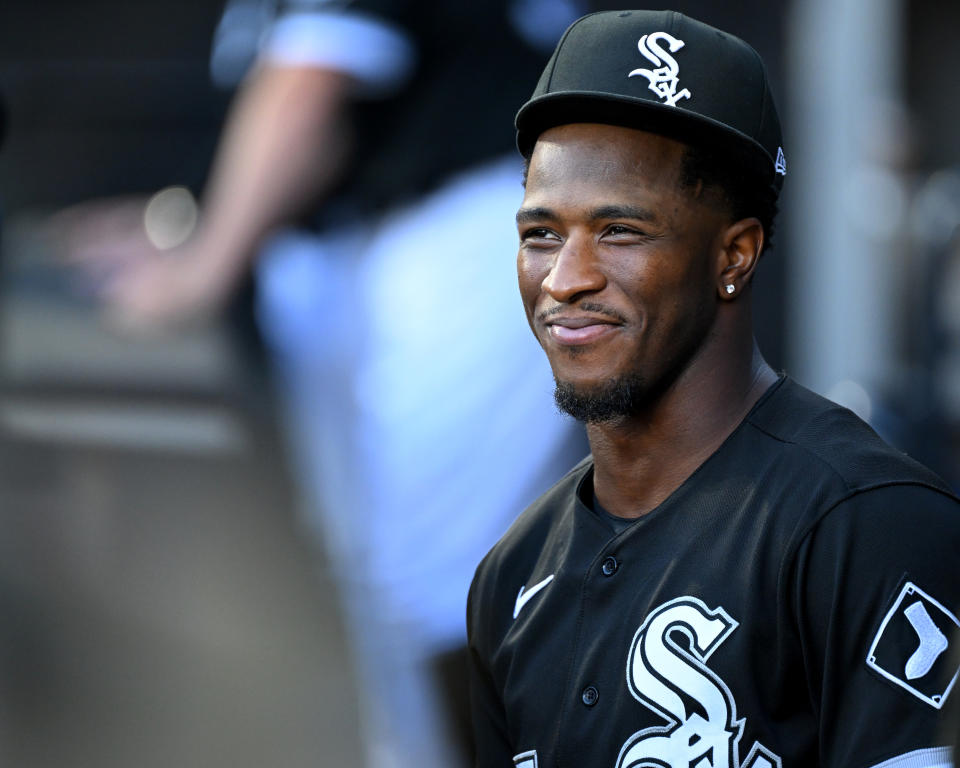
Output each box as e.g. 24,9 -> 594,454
46,66 -> 353,334
49,195 -> 237,331
51,196 -> 159,272
100,241 -> 235,332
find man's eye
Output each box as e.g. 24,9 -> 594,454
603,224 -> 656,243
520,228 -> 559,242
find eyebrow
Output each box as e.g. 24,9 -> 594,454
589,204 -> 658,222
516,204 -> 659,225
516,206 -> 554,225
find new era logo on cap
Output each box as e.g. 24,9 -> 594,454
775,146 -> 787,176
516,10 -> 786,193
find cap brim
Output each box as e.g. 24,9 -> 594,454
516,91 -> 779,189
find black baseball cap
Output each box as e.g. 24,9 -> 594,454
516,10 -> 786,196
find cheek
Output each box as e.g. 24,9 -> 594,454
614,253 -> 714,329
649,267 -> 718,345
516,250 -> 545,312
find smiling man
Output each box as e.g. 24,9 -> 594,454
467,10 -> 960,768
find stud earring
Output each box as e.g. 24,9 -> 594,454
725,284 -> 735,295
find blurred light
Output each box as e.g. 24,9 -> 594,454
143,186 -> 198,250
910,169 -> 960,248
826,379 -> 874,422
843,165 -> 907,239
509,0 -> 586,51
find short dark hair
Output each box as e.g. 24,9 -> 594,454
679,144 -> 779,254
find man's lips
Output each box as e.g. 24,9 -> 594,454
543,314 -> 623,345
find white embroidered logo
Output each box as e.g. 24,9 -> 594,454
513,749 -> 539,768
616,596 -> 782,768
513,574 -> 555,619
867,581 -> 960,709
904,602 -> 948,679
628,32 -> 692,107
775,147 -> 787,176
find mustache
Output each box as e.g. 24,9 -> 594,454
537,301 -> 628,325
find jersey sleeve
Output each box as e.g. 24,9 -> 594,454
792,482 -> 960,768
259,0 -> 415,94
467,564 -> 516,766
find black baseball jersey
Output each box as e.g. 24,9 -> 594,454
468,376 -> 960,768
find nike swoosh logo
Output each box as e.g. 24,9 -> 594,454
513,574 -> 555,619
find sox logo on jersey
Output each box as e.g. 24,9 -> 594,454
514,596 -> 782,768
616,596 -> 781,768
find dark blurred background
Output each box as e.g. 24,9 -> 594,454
0,2 -> 363,766
0,1 -> 228,205
0,0 -> 957,765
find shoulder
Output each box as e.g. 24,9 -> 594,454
746,377 -> 954,497
753,380 -> 960,610
799,481 -> 960,573
721,377 -> 959,576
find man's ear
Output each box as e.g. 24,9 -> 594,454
716,217 -> 764,300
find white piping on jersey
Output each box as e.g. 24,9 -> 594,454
865,746 -> 953,768
513,575 -> 554,619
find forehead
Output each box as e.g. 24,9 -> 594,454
525,123 -> 689,203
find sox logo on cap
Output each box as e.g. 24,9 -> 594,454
628,32 -> 691,107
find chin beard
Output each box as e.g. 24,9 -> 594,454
553,374 -> 649,423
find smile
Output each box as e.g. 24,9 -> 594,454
545,317 -> 622,346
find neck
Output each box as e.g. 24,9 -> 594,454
588,330 -> 777,519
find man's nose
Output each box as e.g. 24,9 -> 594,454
541,237 -> 606,303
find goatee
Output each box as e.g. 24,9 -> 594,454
554,374 -> 649,423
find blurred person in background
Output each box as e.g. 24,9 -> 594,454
59,1 -> 589,766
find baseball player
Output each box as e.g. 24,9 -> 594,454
467,10 -> 960,767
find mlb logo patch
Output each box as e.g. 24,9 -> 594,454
866,581 -> 960,708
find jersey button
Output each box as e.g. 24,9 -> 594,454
601,556 -> 619,576
581,685 -> 599,707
